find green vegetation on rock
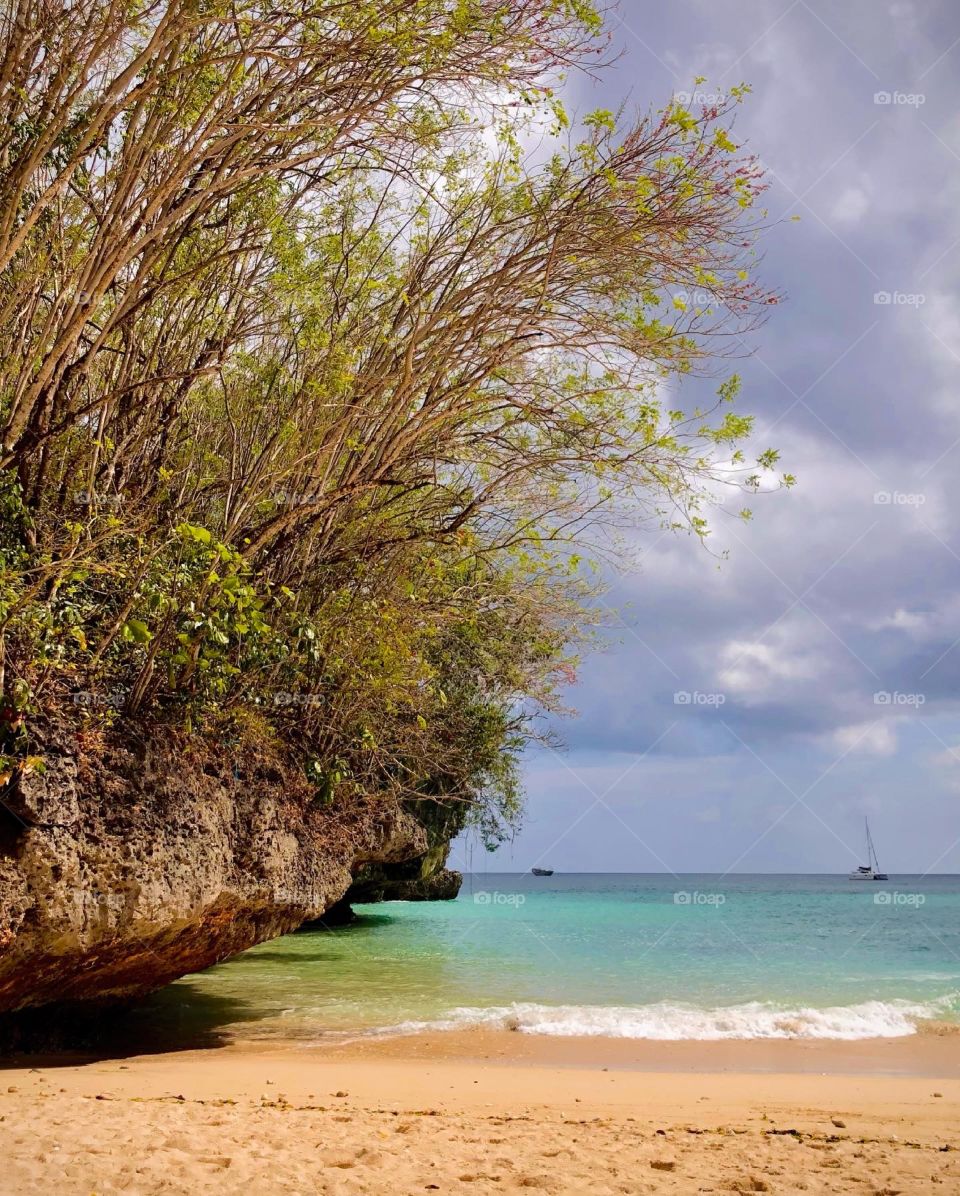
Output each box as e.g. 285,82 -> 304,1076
0,0 -> 787,844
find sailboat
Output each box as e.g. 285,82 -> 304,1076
848,818 -> 888,881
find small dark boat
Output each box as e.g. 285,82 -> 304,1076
531,867 -> 554,876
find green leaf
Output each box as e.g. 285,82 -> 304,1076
178,522 -> 212,545
122,618 -> 152,643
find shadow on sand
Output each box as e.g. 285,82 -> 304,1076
0,912 -> 392,1066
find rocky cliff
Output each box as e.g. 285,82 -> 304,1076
342,795 -> 465,904
0,712 -> 462,1026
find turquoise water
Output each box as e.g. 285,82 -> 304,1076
153,874 -> 960,1041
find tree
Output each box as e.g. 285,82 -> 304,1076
0,3 -> 785,837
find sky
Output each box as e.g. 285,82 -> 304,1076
455,0 -> 960,875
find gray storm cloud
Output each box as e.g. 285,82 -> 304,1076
468,0 -> 960,875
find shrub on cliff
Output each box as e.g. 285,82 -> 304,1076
0,1 -> 787,840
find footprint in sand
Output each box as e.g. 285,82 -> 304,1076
197,1155 -> 232,1168
318,1152 -> 356,1169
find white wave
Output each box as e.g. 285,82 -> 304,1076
378,995 -> 956,1041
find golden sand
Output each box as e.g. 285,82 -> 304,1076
1,1031 -> 958,1194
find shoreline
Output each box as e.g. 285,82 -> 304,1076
7,1018 -> 960,1077
5,1030 -> 960,1105
321,1023 -> 960,1077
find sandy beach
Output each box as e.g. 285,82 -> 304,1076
1,1031 -> 958,1194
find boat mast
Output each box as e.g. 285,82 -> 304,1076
866,818 -> 879,871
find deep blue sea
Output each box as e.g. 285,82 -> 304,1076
158,874 -> 960,1041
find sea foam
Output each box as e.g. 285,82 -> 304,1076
382,996 -> 954,1041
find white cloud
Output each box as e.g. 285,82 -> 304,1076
928,741 -> 960,768
921,292 -> 960,377
830,184 -> 871,226
695,804 -> 723,823
869,607 -> 931,635
831,721 -> 898,756
718,639 -> 815,695
926,741 -> 960,793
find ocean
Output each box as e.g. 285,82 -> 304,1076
151,873 -> 960,1042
